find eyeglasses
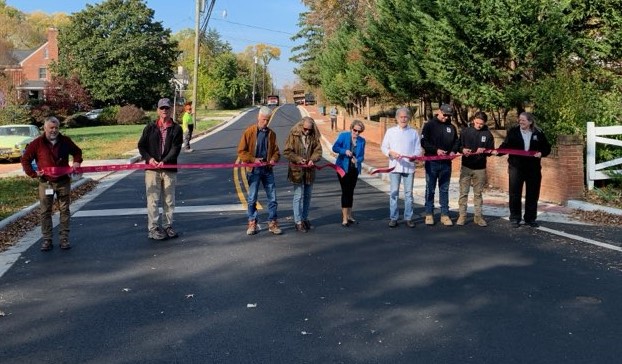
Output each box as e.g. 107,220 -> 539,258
303,127 -> 313,132
442,114 -> 452,118
159,106 -> 170,110
352,129 -> 363,133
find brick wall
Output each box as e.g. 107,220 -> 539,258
20,28 -> 58,81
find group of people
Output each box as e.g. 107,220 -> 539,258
382,103 -> 551,229
20,99 -> 550,251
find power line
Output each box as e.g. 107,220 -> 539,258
212,17 -> 295,36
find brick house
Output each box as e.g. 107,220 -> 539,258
0,28 -> 58,107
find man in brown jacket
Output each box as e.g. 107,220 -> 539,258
237,106 -> 282,235
283,116 -> 323,232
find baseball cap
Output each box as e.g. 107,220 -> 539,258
440,103 -> 454,116
157,98 -> 171,108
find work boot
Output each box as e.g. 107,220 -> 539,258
440,215 -> 453,226
40,239 -> 53,251
246,220 -> 258,235
406,220 -> 416,228
268,220 -> 283,235
148,227 -> 167,240
60,238 -> 71,250
388,219 -> 397,228
425,215 -> 434,226
474,215 -> 488,227
295,222 -> 308,233
456,215 -> 467,226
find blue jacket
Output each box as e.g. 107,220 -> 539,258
332,131 -> 365,175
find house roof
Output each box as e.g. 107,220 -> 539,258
11,49 -> 36,63
15,80 -> 48,90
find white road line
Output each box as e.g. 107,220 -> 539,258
537,226 -> 622,252
73,204 -> 246,217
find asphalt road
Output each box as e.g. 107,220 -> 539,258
1,104 -> 621,364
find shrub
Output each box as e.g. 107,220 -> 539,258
116,104 -> 147,125
98,106 -> 119,125
63,114 -> 95,128
0,105 -> 33,126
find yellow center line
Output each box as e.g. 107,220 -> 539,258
233,157 -> 262,210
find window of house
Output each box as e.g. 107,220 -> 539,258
44,47 -> 48,59
39,67 -> 47,79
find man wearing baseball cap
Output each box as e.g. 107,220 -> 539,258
420,103 -> 460,226
138,97 -> 183,240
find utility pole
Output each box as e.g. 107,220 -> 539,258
192,0 -> 202,127
252,56 -> 258,106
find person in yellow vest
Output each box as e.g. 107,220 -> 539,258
181,101 -> 194,152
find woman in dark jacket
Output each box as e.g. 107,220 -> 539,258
283,117 -> 323,232
498,112 -> 551,227
332,120 -> 366,227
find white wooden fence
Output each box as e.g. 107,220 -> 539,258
586,122 -> 622,190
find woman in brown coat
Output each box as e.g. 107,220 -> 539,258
283,116 -> 323,232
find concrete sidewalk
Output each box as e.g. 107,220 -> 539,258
299,105 -> 622,224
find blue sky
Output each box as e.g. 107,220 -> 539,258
6,0 -> 308,88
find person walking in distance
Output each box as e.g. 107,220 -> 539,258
456,111 -> 495,226
498,111 -> 551,228
138,98 -> 183,240
181,101 -> 194,152
329,106 -> 338,131
381,107 -> 422,228
283,116 -> 323,232
21,116 -> 83,251
238,106 -> 282,235
332,120 -> 366,227
421,103 -> 460,226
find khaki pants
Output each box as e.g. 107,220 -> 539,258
458,166 -> 486,216
145,170 -> 177,231
39,177 -> 71,241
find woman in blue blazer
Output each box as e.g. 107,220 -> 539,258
332,119 -> 366,227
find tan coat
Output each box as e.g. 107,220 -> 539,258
283,121 -> 323,184
237,124 -> 280,173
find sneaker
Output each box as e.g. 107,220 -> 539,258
303,219 -> 311,230
425,215 -> 434,225
295,222 -> 308,233
456,215 -> 466,226
406,220 -> 416,228
148,227 -> 167,240
525,221 -> 539,228
268,220 -> 282,235
40,239 -> 53,251
60,238 -> 71,250
165,226 -> 179,238
474,215 -> 488,227
440,215 -> 453,226
388,219 -> 397,228
246,220 -> 258,235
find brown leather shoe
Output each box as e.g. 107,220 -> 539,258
268,220 -> 282,235
40,239 -> 53,251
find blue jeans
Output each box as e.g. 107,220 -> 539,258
247,168 -> 278,222
425,161 -> 451,215
389,172 -> 414,221
292,183 -> 313,223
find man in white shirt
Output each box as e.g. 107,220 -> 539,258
381,107 -> 423,228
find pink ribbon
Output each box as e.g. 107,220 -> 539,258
44,161 -> 345,178
371,148 -> 539,175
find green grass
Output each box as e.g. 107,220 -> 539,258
0,176 -> 38,220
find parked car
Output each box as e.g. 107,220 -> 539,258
0,124 -> 41,161
85,109 -> 103,120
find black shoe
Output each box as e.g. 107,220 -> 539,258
295,222 -> 308,233
510,220 -> 521,228
347,218 -> 358,224
388,219 -> 397,228
40,239 -> 53,251
60,238 -> 71,250
302,220 -> 311,230
526,221 -> 539,227
165,227 -> 179,238
341,221 -> 350,228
